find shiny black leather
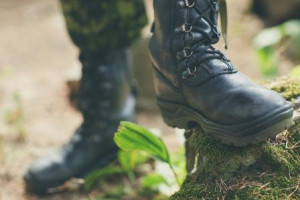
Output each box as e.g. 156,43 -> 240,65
150,0 -> 293,146
24,49 -> 135,193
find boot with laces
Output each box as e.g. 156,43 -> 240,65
24,49 -> 135,194
149,0 -> 294,146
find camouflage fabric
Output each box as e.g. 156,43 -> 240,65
61,0 -> 148,59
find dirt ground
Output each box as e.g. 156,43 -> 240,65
0,0 -> 274,199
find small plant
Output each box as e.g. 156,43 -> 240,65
114,121 -> 181,186
84,122 -> 186,199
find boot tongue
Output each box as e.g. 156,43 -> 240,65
192,0 -> 228,49
190,0 -> 220,43
193,0 -> 219,25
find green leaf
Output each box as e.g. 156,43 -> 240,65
141,173 -> 168,189
84,166 -> 124,190
118,150 -> 138,172
135,151 -> 151,165
118,150 -> 150,173
114,122 -> 170,163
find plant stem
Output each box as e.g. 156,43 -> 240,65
169,164 -> 180,186
128,170 -> 136,186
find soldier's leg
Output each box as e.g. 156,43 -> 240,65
24,0 -> 147,194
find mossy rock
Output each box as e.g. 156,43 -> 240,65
171,77 -> 300,200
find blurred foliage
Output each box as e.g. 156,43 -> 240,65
84,122 -> 186,199
290,65 -> 300,78
141,173 -> 168,189
169,147 -> 187,186
85,166 -> 124,190
254,20 -> 300,77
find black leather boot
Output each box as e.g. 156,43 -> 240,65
149,0 -> 294,146
24,49 -> 135,194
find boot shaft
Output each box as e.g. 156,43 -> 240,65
78,49 -> 134,122
150,0 -> 221,87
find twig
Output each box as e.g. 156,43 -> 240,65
287,185 -> 299,199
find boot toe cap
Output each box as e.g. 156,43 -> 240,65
214,85 -> 291,125
24,150 -> 69,191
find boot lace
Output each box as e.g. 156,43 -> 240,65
174,0 -> 230,80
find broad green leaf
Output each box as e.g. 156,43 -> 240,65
118,150 -> 138,172
141,173 -> 168,189
114,122 -> 170,163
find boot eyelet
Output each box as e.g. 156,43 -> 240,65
102,82 -> 112,90
182,71 -> 188,80
182,66 -> 197,80
176,0 -> 194,8
176,1 -> 185,8
211,1 -> 219,12
184,0 -> 194,8
189,66 -> 197,76
174,27 -> 182,33
175,24 -> 192,33
181,24 -> 192,32
98,65 -> 107,73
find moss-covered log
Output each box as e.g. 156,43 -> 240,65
171,77 -> 300,200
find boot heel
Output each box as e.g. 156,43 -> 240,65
151,63 -> 199,130
157,101 -> 196,130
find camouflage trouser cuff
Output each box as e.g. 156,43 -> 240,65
61,0 -> 148,57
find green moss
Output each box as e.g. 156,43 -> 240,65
172,77 -> 300,199
262,144 -> 300,174
267,77 -> 300,101
172,170 -> 300,200
172,123 -> 300,199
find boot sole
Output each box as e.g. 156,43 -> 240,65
157,99 -> 294,146
24,149 -> 117,195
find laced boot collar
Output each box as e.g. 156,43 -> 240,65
172,0 -> 236,85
